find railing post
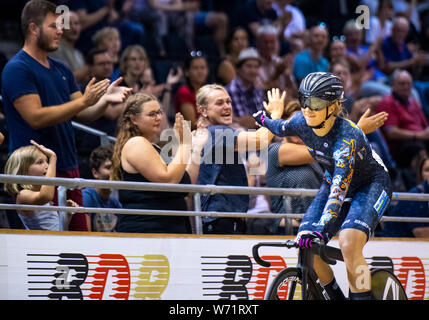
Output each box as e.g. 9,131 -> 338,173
283,195 -> 294,235
57,186 -> 68,231
100,134 -> 110,147
193,193 -> 203,234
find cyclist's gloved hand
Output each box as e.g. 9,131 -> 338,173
297,231 -> 325,248
252,110 -> 271,127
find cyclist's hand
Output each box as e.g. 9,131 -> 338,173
296,231 -> 325,248
252,110 -> 271,127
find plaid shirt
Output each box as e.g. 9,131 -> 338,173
225,77 -> 265,117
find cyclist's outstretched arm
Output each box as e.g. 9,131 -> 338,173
253,88 -> 299,137
236,88 -> 285,152
254,112 -> 293,137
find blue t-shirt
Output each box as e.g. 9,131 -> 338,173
197,125 -> 249,221
381,36 -> 412,63
293,50 -> 329,82
1,50 -> 80,171
82,187 -> 122,232
347,46 -> 386,81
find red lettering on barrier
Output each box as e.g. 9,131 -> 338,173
83,254 -> 131,300
394,257 -> 425,300
249,256 -> 286,300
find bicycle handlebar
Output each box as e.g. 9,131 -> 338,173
252,239 -> 343,267
252,241 -> 296,267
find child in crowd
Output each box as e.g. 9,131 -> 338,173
3,140 -> 77,231
82,146 -> 121,232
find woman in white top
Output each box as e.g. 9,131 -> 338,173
366,0 -> 394,44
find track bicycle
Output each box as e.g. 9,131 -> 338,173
252,239 -> 407,300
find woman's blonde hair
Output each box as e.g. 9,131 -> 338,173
195,84 -> 229,125
92,27 -> 120,47
110,92 -> 158,181
332,100 -> 344,117
119,44 -> 149,76
3,145 -> 44,196
196,84 -> 229,108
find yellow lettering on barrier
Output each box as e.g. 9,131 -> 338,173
128,255 -> 170,300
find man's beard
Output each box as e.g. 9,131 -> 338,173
37,28 -> 58,52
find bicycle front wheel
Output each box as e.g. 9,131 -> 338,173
266,268 -> 321,300
371,269 -> 408,300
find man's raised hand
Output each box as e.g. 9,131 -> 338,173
103,77 -> 133,104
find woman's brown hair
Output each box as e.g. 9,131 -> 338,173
110,93 -> 158,181
416,156 -> 429,184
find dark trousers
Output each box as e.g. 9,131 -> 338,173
203,218 -> 246,235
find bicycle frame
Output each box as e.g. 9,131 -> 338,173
253,240 -> 344,300
253,240 -> 407,300
297,244 -> 324,300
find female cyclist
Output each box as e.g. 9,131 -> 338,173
254,72 -> 392,300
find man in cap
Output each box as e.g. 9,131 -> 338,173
225,47 -> 265,129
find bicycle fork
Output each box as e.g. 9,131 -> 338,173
297,248 -> 327,300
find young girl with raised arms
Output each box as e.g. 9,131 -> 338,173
4,140 -> 77,230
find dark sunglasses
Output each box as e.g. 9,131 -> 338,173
299,94 -> 333,111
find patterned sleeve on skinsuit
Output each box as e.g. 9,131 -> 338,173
260,112 -> 301,137
317,138 -> 356,234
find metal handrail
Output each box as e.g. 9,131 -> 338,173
1,174 -> 429,225
0,174 -> 317,197
1,174 -> 429,201
71,121 -> 116,146
0,203 -> 427,223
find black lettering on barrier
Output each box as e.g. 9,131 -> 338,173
367,256 -> 394,272
202,255 -> 252,300
27,253 -> 88,300
49,253 -> 88,299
